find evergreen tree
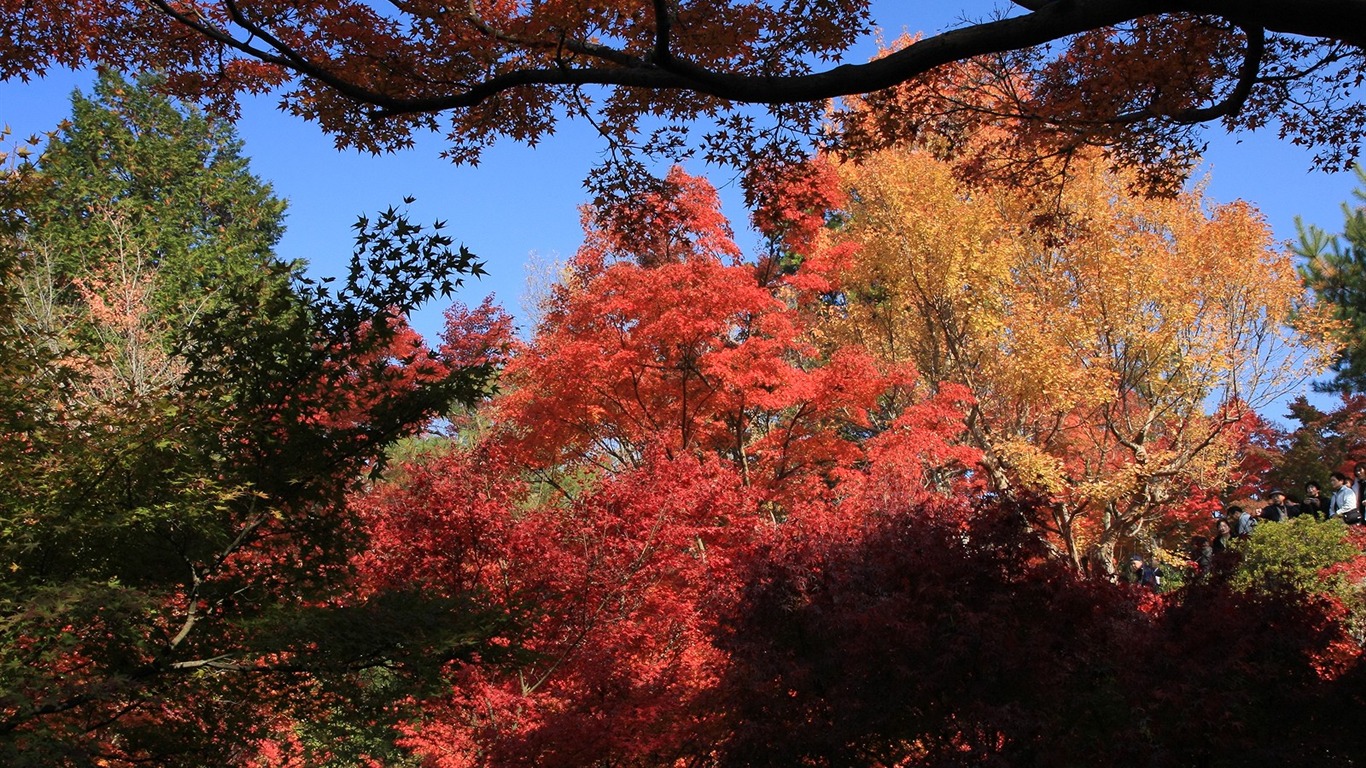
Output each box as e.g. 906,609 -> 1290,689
1297,164 -> 1366,394
24,70 -> 286,325
0,75 -> 493,765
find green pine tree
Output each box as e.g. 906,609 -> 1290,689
0,73 -> 495,765
1297,164 -> 1366,394
26,70 -> 287,325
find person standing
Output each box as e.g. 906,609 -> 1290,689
1127,555 -> 1161,592
1353,463 -> 1366,522
1328,471 -> 1359,521
1126,555 -> 1145,585
1189,535 -> 1213,578
1212,511 -> 1233,553
1298,481 -> 1328,521
1140,558 -> 1161,592
1261,490 -> 1292,522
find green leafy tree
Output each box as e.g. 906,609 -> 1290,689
1297,164 -> 1366,394
0,74 -> 496,766
24,71 -> 285,323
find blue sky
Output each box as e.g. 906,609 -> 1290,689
1,2 -> 1362,415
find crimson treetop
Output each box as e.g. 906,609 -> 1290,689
4,1 -> 1363,179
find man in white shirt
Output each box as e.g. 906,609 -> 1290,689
1353,463 -> 1366,520
1328,471 -> 1358,521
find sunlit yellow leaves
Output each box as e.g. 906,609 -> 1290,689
811,145 -> 1334,567
840,150 -> 1008,313
993,438 -> 1067,496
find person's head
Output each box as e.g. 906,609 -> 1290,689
1270,489 -> 1286,502
1355,462 -> 1366,478
1227,504 -> 1244,517
1306,481 -> 1322,496
1331,471 -> 1350,487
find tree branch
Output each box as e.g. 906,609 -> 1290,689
1113,23 -> 1265,124
137,0 -> 1366,123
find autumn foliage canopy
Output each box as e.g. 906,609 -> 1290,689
3,59 -> 1366,765
4,1 -> 1366,198
331,164 -> 1365,767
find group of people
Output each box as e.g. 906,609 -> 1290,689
1128,463 -> 1366,592
1223,462 -> 1366,537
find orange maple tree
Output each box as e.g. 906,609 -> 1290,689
496,167 -> 981,507
333,167 -> 983,767
765,142 -> 1338,571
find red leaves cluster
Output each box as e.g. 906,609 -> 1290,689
499,169 -> 937,506
359,450 -> 753,767
355,431 -> 997,767
357,451 -> 1366,766
745,156 -> 846,255
330,166 -> 1366,767
581,166 -> 743,270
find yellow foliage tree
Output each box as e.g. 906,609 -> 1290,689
810,147 -> 1337,573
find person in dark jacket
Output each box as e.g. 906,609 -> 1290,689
1189,535 -> 1213,577
1261,490 -> 1292,522
1296,481 -> 1328,521
1212,510 -> 1233,553
1127,555 -> 1162,592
